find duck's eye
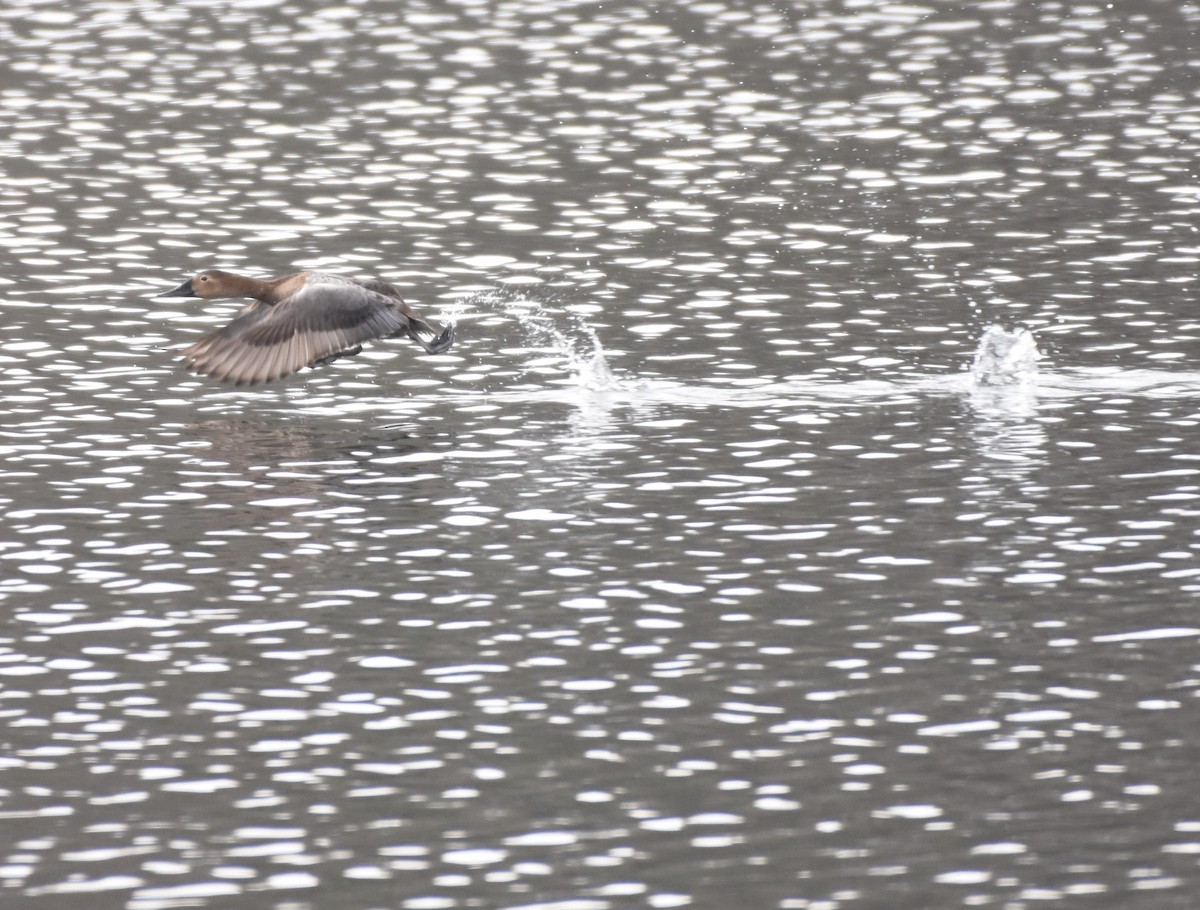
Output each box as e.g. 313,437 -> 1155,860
198,275 -> 209,282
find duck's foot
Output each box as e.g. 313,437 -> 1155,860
314,344 -> 363,367
414,323 -> 456,355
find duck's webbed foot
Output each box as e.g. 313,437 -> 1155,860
411,322 -> 456,355
314,344 -> 363,367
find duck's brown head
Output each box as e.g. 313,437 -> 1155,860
160,270 -> 242,299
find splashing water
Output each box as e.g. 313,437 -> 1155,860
474,290 -> 620,392
529,314 -> 616,391
970,326 -> 1039,386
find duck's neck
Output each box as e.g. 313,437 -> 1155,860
207,272 -> 271,301
221,272 -> 282,302
258,272 -> 307,304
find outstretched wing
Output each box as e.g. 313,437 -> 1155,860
182,284 -> 417,386
346,276 -> 447,343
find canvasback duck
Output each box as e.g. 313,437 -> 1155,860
160,269 -> 455,386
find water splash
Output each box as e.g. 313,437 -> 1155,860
475,289 -> 620,392
298,311 -> 1200,422
970,326 -> 1039,386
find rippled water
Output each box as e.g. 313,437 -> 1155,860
3,1 -> 1200,908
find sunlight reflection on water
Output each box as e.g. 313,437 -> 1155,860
2,0 -> 1200,907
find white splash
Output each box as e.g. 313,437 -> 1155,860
477,290 -> 621,392
970,326 -> 1039,386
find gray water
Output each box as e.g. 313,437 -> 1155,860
3,1 -> 1200,908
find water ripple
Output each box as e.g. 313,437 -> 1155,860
2,0 -> 1200,907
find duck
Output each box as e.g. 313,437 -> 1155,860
159,269 -> 456,386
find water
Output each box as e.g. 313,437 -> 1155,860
3,2 -> 1200,908
970,325 -> 1038,387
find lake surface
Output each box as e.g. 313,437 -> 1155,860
2,1 -> 1200,908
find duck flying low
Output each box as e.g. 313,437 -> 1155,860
159,269 -> 456,386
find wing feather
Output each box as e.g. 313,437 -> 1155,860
180,281 -> 450,385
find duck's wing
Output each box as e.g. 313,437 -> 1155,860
345,276 -> 452,346
346,276 -> 405,301
309,273 -> 453,350
182,284 -> 449,386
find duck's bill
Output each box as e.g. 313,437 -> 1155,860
159,279 -> 197,297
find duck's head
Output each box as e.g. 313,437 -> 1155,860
160,270 -> 237,299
